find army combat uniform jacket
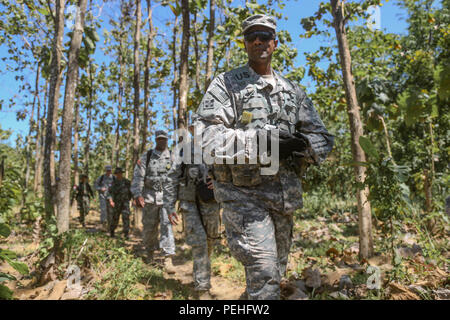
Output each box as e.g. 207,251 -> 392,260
193,64 -> 334,213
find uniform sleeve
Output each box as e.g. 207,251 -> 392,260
130,153 -> 147,198
127,180 -> 133,201
163,154 -> 183,213
94,176 -> 102,191
295,88 -> 335,164
193,74 -> 251,163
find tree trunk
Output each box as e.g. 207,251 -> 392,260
44,0 -> 65,221
193,12 -> 201,92
171,15 -> 179,131
84,63 -> 93,176
132,0 -> 141,167
205,0 -> 215,90
331,0 -> 373,259
71,93 -> 80,215
125,108 -> 132,179
178,0 -> 190,130
35,79 -> 48,194
25,62 -> 40,193
56,0 -> 87,234
141,0 -> 154,154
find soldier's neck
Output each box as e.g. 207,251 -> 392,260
248,60 -> 272,76
155,146 -> 167,152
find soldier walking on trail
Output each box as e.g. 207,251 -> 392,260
107,167 -> 132,239
94,165 -> 115,230
192,14 -> 334,299
131,130 -> 177,274
166,125 -> 221,299
71,174 -> 94,227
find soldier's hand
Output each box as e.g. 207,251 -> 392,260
101,187 -> 107,192
109,200 -> 115,208
168,212 -> 179,225
206,177 -> 214,190
278,130 -> 309,159
135,196 -> 145,208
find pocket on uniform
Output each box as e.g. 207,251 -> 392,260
230,164 -> 262,187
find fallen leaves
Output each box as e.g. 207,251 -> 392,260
389,282 -> 421,300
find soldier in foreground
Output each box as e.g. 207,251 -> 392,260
193,14 -> 334,299
71,174 -> 94,227
131,130 -> 176,274
166,125 -> 220,299
107,167 -> 132,239
94,165 -> 115,230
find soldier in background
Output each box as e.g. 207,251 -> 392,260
192,14 -> 334,299
131,130 -> 176,274
107,167 -> 132,239
71,174 -> 94,227
94,165 -> 115,230
166,125 -> 221,299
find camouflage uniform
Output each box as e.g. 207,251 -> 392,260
166,148 -> 220,291
107,175 -> 132,237
131,146 -> 176,256
72,180 -> 94,225
192,15 -> 334,301
94,169 -> 115,224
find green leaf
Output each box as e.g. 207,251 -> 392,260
4,256 -> 29,275
0,223 -> 11,238
0,272 -> 16,282
0,284 -> 13,299
37,7 -> 50,16
359,136 -> 379,159
0,249 -> 17,259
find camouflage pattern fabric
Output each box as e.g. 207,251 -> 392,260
107,178 -> 132,236
142,204 -> 175,256
179,198 -> 220,290
94,174 -> 115,223
74,182 -> 93,225
131,148 -> 176,256
192,64 -> 334,299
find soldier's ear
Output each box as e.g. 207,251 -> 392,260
274,39 -> 278,49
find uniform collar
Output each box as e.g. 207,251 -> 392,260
245,63 -> 282,93
153,147 -> 170,157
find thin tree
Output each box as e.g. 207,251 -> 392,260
56,0 -> 88,234
205,0 -> 215,90
178,0 -> 190,129
331,0 -> 373,258
141,0 -> 154,153
132,0 -> 142,166
43,0 -> 66,220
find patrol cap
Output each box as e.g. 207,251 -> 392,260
105,165 -> 112,171
242,14 -> 277,35
155,130 -> 168,139
114,167 -> 124,174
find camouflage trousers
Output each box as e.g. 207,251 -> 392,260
179,199 -> 220,291
221,198 -> 293,300
77,196 -> 90,224
142,204 -> 175,256
98,194 -> 111,224
108,202 -> 130,236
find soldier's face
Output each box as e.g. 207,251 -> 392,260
155,137 -> 168,149
116,172 -> 123,179
244,26 -> 278,63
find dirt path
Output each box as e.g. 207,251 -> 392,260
1,207 -> 245,300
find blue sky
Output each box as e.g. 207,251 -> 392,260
0,0 -> 411,147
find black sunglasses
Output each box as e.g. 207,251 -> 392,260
244,30 -> 275,42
